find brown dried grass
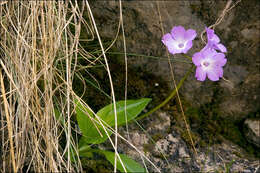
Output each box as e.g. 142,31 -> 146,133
0,1 -> 88,171
0,1 -> 165,172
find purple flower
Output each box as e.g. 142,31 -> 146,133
192,48 -> 227,81
162,26 -> 197,55
202,27 -> 227,53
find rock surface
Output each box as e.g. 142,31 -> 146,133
244,119 -> 260,148
88,0 -> 260,121
87,0 -> 260,171
117,112 -> 260,172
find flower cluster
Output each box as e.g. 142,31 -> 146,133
162,26 -> 227,81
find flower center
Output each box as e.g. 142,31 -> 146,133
203,61 -> 210,67
178,43 -> 184,48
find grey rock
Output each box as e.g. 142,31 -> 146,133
88,0 -> 260,171
115,111 -> 259,172
89,0 -> 260,121
119,128 -> 260,172
146,112 -> 170,133
244,119 -> 260,147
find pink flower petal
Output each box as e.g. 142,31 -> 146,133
201,48 -> 217,59
217,67 -> 224,78
168,45 -> 182,55
171,26 -> 185,41
211,35 -> 220,43
185,29 -> 197,41
195,66 -> 206,81
162,33 -> 178,54
206,27 -> 220,43
192,52 -> 204,66
216,43 -> 227,53
183,41 -> 193,54
162,33 -> 173,45
207,66 -> 222,81
213,53 -> 227,67
163,26 -> 196,55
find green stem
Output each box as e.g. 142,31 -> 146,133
94,51 -> 192,64
182,53 -> 193,61
136,65 -> 195,121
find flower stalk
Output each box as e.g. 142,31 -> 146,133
136,65 -> 194,121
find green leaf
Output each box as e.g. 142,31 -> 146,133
75,100 -> 95,135
78,139 -> 93,157
75,98 -> 151,144
75,99 -> 112,144
80,128 -> 112,144
78,138 -> 91,152
96,98 -> 152,127
102,150 -> 146,173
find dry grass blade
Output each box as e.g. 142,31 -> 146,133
0,0 -> 158,172
0,70 -> 16,172
0,1 -> 86,172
